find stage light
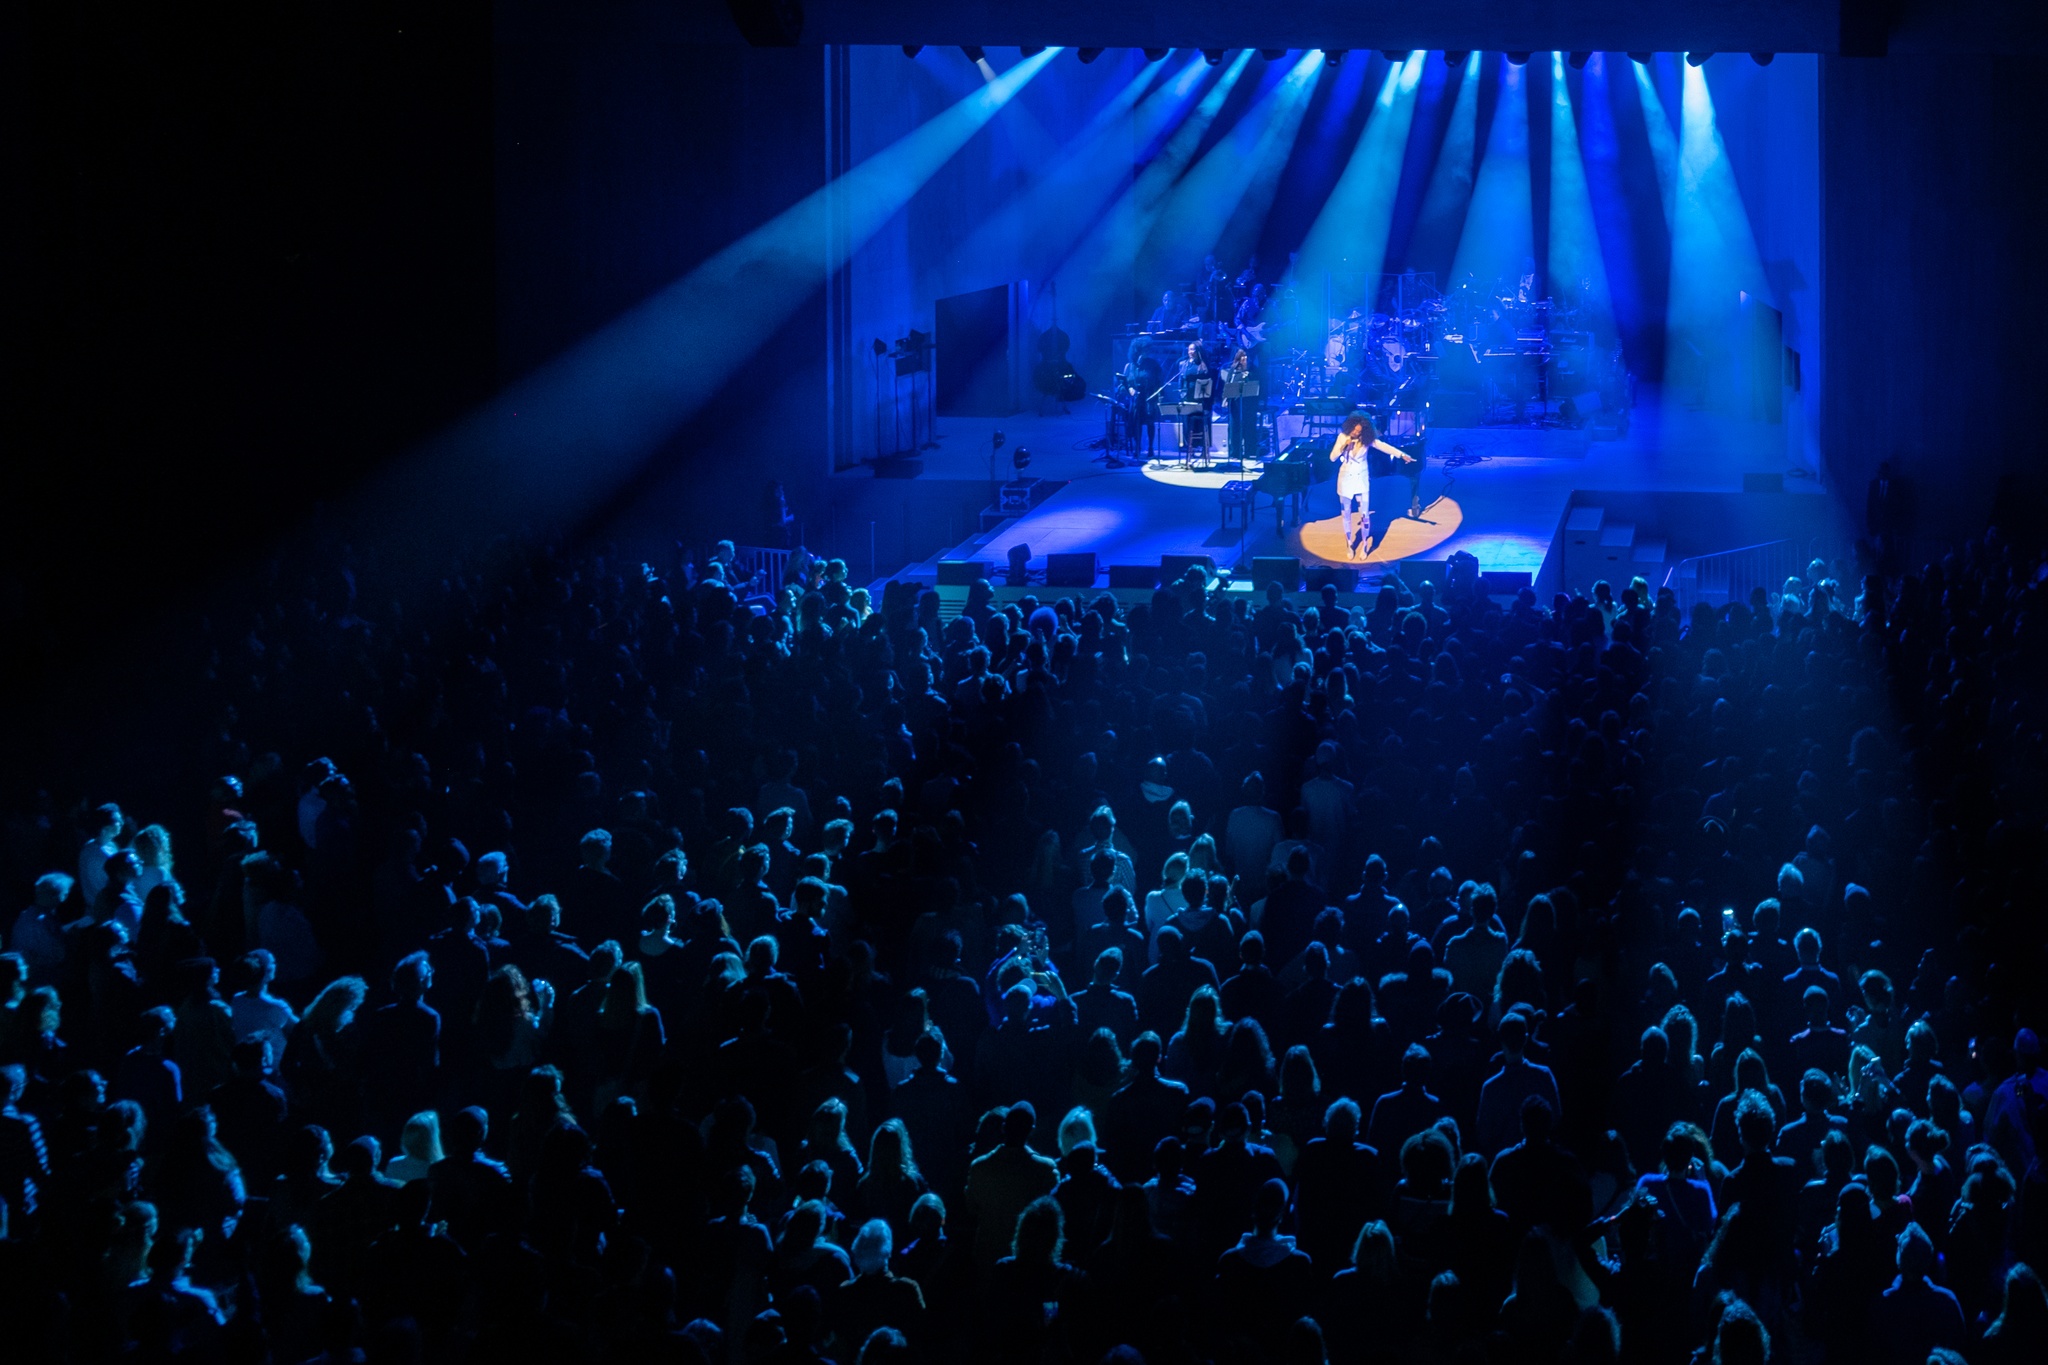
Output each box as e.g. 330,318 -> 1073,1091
1628,52 -> 1651,64
1506,52 -> 1530,65
961,46 -> 985,64
1324,49 -> 1346,65
1078,47 -> 1104,63
1013,447 -> 1032,472
1686,51 -> 1713,66
1019,45 -> 1045,57
872,338 -> 888,355
1143,48 -> 1169,62
901,45 -> 922,58
1203,49 -> 1225,66
1751,52 -> 1775,65
1260,49 -> 1286,61
1381,51 -> 1411,62
1569,52 -> 1590,69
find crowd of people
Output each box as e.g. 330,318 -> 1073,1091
2,530 -> 2046,1365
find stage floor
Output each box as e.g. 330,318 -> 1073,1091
894,389 -> 1826,589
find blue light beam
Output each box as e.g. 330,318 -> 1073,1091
1409,52 -> 1483,275
1547,53 -> 1615,337
1147,51 -> 1325,290
1062,50 -> 1254,347
1287,53 -> 1424,312
1666,59 -> 1771,395
1450,55 -> 1534,296
364,49 -> 1060,544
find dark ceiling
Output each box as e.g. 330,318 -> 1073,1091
698,0 -> 2045,57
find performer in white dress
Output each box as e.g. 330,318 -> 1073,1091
1329,414 -> 1418,556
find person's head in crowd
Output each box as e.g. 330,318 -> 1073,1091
392,951 -> 431,1002
1864,1144 -> 1901,1203
1798,1069 -> 1834,1116
1800,985 -> 1834,1030
1400,1128 -> 1455,1196
1450,1152 -> 1494,1216
1011,1196 -> 1064,1266
476,851 -> 509,889
1734,1091 -> 1777,1157
1084,851 -> 1116,893
1497,1010 -> 1530,1061
1001,1102 -> 1037,1149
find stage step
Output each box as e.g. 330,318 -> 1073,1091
1633,539 -> 1667,566
1598,521 -> 1636,549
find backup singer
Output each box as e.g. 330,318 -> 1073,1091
1330,414 -> 1418,557
1223,349 -> 1259,463
1178,343 -> 1214,457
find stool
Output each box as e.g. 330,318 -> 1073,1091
1219,480 -> 1255,530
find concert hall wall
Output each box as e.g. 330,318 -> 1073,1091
1820,51 -> 2048,546
7,3 -> 498,715
492,3 -> 830,547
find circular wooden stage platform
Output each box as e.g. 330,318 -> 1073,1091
1288,497 -> 1464,566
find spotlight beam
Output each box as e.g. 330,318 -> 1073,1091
358,49 -> 1060,550
1289,53 -> 1425,316
942,52 -> 1197,301
1449,54 -> 1533,295
1666,59 -> 1770,393
1410,51 -> 1483,271
1632,58 -> 1681,228
1546,53 -> 1614,344
1062,50 -> 1254,344
1146,52 -> 1325,290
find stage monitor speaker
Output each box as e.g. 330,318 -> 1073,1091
1742,472 -> 1785,493
1480,570 -> 1533,596
1251,556 -> 1302,592
1108,564 -> 1158,589
936,560 -> 988,586
1306,566 -> 1359,592
1046,552 -> 1098,587
1159,554 -> 1217,585
935,282 -> 1028,417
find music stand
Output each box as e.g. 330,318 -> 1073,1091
1222,379 -> 1262,465
1181,377 -> 1213,465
